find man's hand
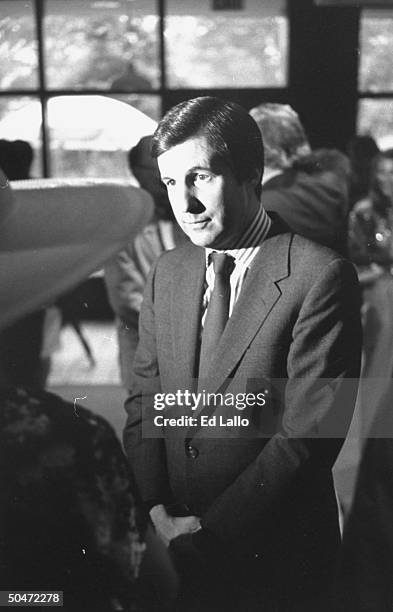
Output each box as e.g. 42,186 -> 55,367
150,504 -> 201,547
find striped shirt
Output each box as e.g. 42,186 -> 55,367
202,206 -> 271,323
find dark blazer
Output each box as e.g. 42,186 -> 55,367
263,168 -> 349,256
124,220 -> 361,605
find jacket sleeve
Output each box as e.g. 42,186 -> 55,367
200,258 -> 362,550
123,260 -> 173,505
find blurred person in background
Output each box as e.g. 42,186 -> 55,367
349,148 -> 393,273
250,103 -> 351,256
0,138 -> 33,180
337,149 -> 393,607
347,134 -> 379,210
105,135 -> 188,392
0,386 -> 143,611
0,140 -> 53,388
348,148 -> 393,435
110,61 -> 153,92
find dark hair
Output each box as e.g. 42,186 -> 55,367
347,135 -> 380,206
151,97 -> 264,197
128,134 -> 174,220
0,139 -> 33,180
347,135 -> 379,167
128,135 -> 153,171
370,148 -> 393,215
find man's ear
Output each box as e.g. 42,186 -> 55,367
243,169 -> 262,200
246,168 -> 262,190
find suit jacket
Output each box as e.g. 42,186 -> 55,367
263,168 -> 349,256
124,219 -> 361,603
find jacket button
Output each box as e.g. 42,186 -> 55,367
186,444 -> 199,459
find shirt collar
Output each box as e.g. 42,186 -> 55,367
205,205 -> 271,266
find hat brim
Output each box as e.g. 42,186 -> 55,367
0,177 -> 153,331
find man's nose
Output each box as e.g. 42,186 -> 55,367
178,185 -> 203,213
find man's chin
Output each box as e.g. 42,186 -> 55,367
182,226 -> 217,249
188,235 -> 214,248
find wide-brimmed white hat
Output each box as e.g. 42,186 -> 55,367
0,170 -> 153,330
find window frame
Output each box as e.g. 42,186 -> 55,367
0,0 -> 289,177
357,8 -> 393,145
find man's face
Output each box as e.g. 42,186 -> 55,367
157,134 -> 258,249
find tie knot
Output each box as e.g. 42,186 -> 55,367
211,252 -> 234,278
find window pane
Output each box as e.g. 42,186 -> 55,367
359,10 -> 393,93
0,1 -> 38,90
43,0 -> 159,91
48,95 -> 157,178
0,97 -> 42,177
165,0 -> 288,88
357,99 -> 393,149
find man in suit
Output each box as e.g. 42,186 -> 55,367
250,103 -> 351,256
124,97 -> 361,611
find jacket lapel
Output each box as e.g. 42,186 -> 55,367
171,244 -> 205,389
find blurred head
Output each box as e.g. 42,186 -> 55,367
0,388 -> 137,611
151,97 -> 264,249
347,135 -> 379,171
249,103 -> 310,171
372,149 -> 393,201
0,139 -> 33,180
128,135 -> 173,220
347,135 -> 380,204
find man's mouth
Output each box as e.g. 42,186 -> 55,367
183,218 -> 209,226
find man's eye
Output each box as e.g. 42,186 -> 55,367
194,173 -> 211,184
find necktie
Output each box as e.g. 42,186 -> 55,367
198,252 -> 234,380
